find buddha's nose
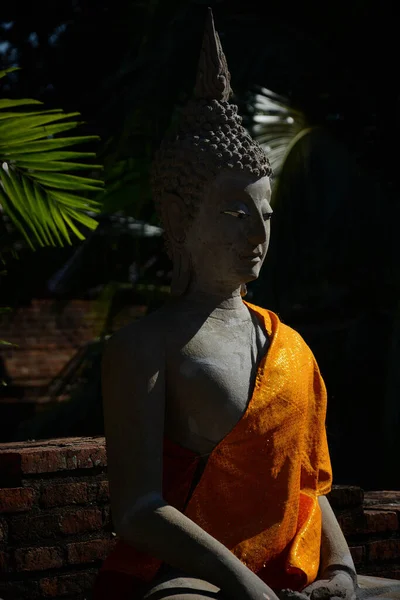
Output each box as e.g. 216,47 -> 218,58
247,215 -> 267,246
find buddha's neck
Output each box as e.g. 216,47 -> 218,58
171,284 -> 248,318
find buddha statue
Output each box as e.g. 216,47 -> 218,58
93,9 -> 400,600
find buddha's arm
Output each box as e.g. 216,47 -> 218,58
102,323 -> 278,600
318,495 -> 356,580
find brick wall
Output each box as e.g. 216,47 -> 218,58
0,437 -> 399,600
0,438 -> 113,600
0,300 -> 146,441
331,487 -> 400,579
332,488 -> 400,580
0,300 -> 145,395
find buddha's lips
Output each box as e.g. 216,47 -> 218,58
240,253 -> 262,261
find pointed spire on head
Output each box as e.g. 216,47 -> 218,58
194,7 -> 232,102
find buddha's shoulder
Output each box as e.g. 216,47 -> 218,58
271,312 -> 315,361
103,307 -> 168,364
276,317 -> 307,345
248,303 -> 312,353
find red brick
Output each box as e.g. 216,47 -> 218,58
337,509 -> 398,536
41,482 -> 90,508
38,578 -> 58,598
349,545 -> 365,565
328,485 -> 364,509
367,539 -> 400,562
0,487 -> 36,513
39,570 -> 97,597
364,510 -> 398,533
0,437 -> 106,477
9,513 -> 60,543
0,518 -> 8,542
364,491 -> 400,506
0,449 -> 64,478
97,480 -> 110,503
59,508 -> 102,535
65,445 -> 107,470
66,538 -> 116,564
336,509 -> 365,535
14,546 -> 63,571
366,503 -> 400,525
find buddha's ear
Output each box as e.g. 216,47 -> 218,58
161,192 -> 188,245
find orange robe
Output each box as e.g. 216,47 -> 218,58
93,304 -> 332,599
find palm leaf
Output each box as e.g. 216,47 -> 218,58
12,150 -> 97,161
0,184 -> 34,248
0,112 -> 81,136
0,121 -> 86,145
13,160 -> 103,172
0,67 -> 19,80
0,68 -> 103,248
0,99 -> 42,110
0,109 -> 62,121
249,87 -> 309,189
1,136 -> 99,155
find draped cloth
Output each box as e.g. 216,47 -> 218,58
93,303 -> 332,599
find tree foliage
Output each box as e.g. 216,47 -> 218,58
0,67 -> 103,254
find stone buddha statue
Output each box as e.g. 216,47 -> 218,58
93,9 -> 400,600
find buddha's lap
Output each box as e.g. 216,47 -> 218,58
92,569 -> 400,600
141,574 -> 400,600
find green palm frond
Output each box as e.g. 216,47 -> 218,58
249,87 -> 309,186
0,67 -> 104,250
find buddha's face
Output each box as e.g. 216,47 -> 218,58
184,170 -> 272,289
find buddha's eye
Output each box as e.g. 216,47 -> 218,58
221,209 -> 249,219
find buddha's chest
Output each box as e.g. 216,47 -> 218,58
164,323 -> 268,454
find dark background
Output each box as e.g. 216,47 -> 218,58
0,0 -> 398,489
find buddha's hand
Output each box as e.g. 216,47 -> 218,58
301,568 -> 357,600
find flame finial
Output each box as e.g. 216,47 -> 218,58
194,7 -> 232,102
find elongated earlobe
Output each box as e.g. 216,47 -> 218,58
170,247 -> 193,297
160,192 -> 193,297
161,193 -> 187,246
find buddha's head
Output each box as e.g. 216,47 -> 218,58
151,9 -> 272,296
